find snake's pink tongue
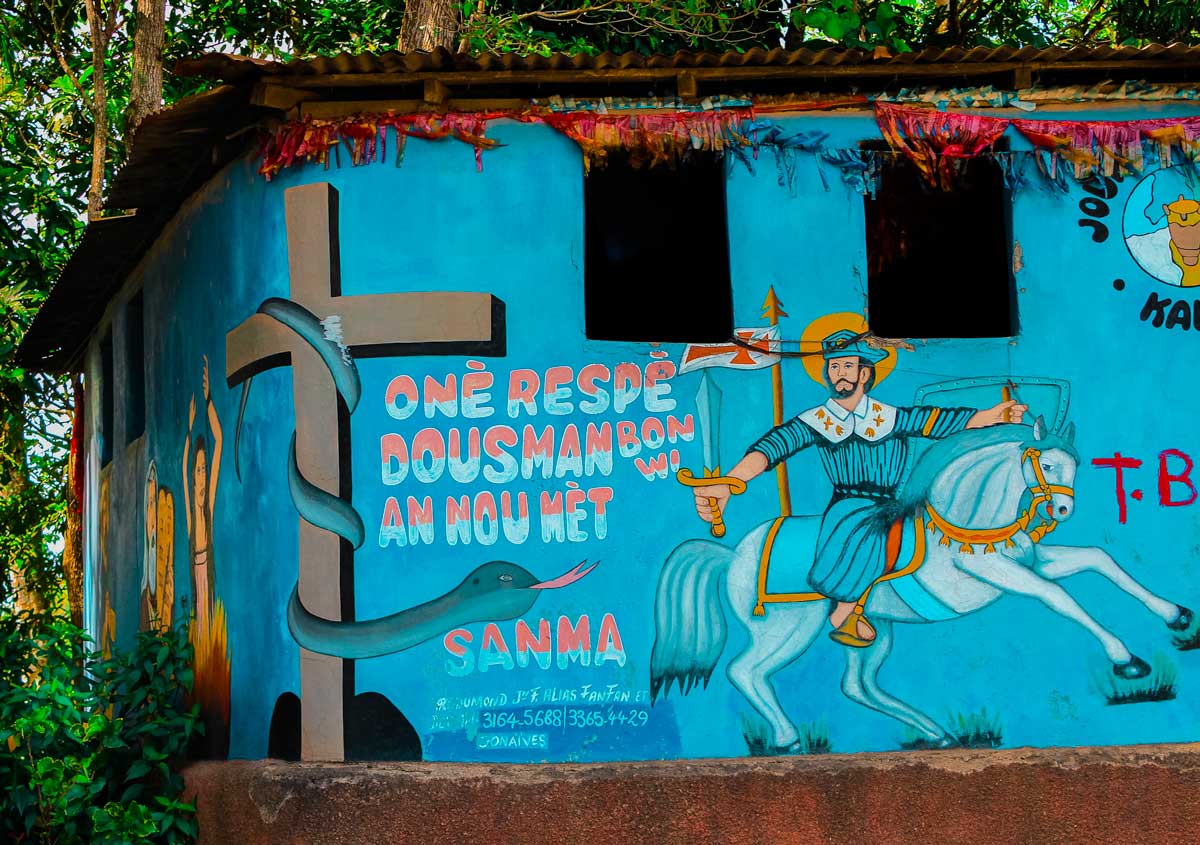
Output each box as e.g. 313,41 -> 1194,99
530,560 -> 598,590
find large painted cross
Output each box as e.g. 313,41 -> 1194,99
226,182 -> 503,761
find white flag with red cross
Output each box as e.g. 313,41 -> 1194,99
678,325 -> 781,374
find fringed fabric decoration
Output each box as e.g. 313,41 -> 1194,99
819,149 -> 882,197
1011,117 -> 1145,178
69,376 -> 85,514
536,109 -> 754,172
260,112 -> 503,180
876,104 -> 1200,186
740,122 -> 830,193
259,107 -> 1200,191
1012,114 -> 1200,178
875,103 -> 1009,190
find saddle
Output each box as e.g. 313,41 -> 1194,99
753,514 -> 957,621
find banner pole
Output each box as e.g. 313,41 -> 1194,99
762,286 -> 791,517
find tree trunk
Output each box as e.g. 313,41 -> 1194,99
399,0 -> 460,52
83,0 -> 111,219
127,0 -> 165,131
63,375 -> 85,629
0,383 -> 47,615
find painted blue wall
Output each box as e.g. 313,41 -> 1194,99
87,103 -> 1200,762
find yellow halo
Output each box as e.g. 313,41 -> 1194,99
798,312 -> 898,386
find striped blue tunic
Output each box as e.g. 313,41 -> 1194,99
749,401 -> 975,602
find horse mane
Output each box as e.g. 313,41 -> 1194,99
896,422 -> 1080,514
896,424 -> 1030,513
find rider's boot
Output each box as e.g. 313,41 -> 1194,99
829,601 -> 876,648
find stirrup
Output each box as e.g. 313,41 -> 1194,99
829,606 -> 876,648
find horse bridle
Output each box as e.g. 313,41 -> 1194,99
924,446 -> 1076,553
1022,446 -> 1075,514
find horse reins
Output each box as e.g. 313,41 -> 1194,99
924,447 -> 1075,553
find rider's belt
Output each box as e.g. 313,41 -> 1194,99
831,484 -> 896,501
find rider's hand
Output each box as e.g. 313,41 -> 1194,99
693,484 -> 732,523
968,400 -> 1029,429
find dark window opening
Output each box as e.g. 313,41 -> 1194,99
584,153 -> 733,342
864,147 -> 1015,339
99,330 -> 114,466
124,292 -> 145,443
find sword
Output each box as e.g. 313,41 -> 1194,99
676,371 -> 746,538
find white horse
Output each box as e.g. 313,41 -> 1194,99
650,418 -> 1197,751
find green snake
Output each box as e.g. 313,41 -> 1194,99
233,296 -> 364,549
288,560 -> 597,658
232,296 -> 596,658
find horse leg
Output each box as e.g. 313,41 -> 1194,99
956,552 -> 1148,675
842,620 -> 954,745
1035,544 -> 1184,623
726,602 -> 826,751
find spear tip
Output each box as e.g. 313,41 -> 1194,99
761,286 -> 788,323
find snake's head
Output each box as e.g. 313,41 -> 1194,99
460,560 -> 597,597
460,561 -> 541,596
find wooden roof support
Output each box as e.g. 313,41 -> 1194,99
424,78 -> 451,105
677,71 -> 698,100
302,98 -> 531,119
256,59 -> 1199,91
251,83 -> 316,111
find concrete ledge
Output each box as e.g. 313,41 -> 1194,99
185,743 -> 1200,844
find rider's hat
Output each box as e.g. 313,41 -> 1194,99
821,329 -> 888,364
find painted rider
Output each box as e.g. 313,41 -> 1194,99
692,329 -> 1026,647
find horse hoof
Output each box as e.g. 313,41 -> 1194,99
1168,605 -> 1193,632
1113,656 -> 1151,679
772,740 -> 806,756
1170,605 -> 1200,650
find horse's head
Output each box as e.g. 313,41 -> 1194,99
1022,416 -> 1078,522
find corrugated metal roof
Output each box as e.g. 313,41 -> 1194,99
177,43 -> 1200,82
18,43 -> 1200,370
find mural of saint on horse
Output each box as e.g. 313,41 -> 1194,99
653,309 -> 1200,755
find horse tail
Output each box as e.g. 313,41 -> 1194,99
650,539 -> 732,703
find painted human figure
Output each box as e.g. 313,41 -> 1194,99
183,355 -> 222,636
140,463 -> 159,629
141,461 -> 176,632
692,329 -> 1026,646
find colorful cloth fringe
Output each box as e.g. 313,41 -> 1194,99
260,113 -> 501,179
876,103 -> 1200,185
258,104 -> 1200,193
875,103 -> 1009,190
535,110 -> 753,171
69,376 -> 84,514
1012,114 -> 1200,178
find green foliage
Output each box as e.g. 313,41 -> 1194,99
797,0 -> 908,51
0,614 -> 200,844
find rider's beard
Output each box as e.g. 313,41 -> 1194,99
832,379 -> 856,398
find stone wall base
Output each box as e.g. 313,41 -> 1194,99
184,743 -> 1200,844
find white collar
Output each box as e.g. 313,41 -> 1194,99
825,394 -> 871,421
